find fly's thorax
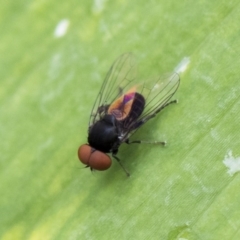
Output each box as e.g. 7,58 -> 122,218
88,114 -> 119,153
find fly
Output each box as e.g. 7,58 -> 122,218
78,53 -> 180,176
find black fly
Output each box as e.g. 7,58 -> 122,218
78,53 -> 180,176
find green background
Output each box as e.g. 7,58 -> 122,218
1,0 -> 240,239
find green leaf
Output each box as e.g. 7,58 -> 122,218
1,1 -> 240,239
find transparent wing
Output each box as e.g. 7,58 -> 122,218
139,72 -> 180,119
120,72 -> 180,139
89,53 -> 137,127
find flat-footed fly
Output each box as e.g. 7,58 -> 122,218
78,53 -> 180,176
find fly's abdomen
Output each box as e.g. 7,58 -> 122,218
108,88 -> 145,120
125,92 -> 145,120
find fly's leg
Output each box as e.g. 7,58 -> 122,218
91,105 -> 109,117
145,99 -> 177,121
136,99 -> 177,127
112,154 -> 130,177
126,139 -> 166,146
118,87 -> 124,97
126,100 -> 177,146
156,99 -> 177,114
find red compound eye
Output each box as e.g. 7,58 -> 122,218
78,145 -> 112,171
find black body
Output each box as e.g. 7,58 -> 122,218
88,93 -> 145,154
88,114 -> 120,153
80,53 -> 180,176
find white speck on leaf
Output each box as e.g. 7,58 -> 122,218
174,57 -> 190,74
92,0 -> 106,13
152,83 -> 159,91
223,150 -> 240,176
54,19 -> 70,38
